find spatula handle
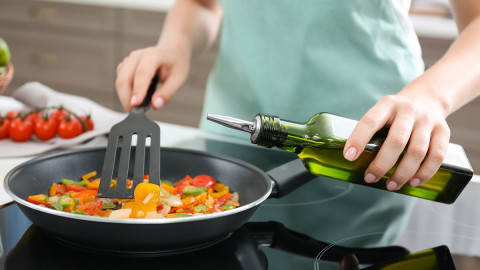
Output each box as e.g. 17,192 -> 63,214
136,75 -> 159,111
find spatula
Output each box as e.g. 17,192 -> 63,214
98,76 -> 161,198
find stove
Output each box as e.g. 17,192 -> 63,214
1,137 -> 479,269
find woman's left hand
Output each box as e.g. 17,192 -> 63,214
343,84 -> 450,191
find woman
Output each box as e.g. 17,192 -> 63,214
116,0 -> 480,268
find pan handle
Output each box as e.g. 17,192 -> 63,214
266,158 -> 317,198
245,221 -> 410,265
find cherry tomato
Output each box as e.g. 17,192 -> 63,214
50,109 -> 68,124
25,112 -> 41,125
34,116 -> 57,141
0,117 -> 9,139
57,116 -> 83,139
190,175 -> 217,188
9,118 -> 33,142
78,115 -> 94,131
6,110 -> 18,119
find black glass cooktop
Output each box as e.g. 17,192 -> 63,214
1,136 -> 478,269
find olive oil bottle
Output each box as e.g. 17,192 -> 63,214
207,112 -> 473,204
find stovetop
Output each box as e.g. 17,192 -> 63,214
1,136 -> 479,269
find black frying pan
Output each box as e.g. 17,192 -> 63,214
4,147 -> 316,255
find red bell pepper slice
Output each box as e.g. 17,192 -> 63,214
66,184 -> 87,192
217,193 -> 234,206
190,175 -> 217,188
56,184 -> 68,195
27,198 -> 51,207
205,206 -> 223,214
175,175 -> 192,195
76,201 -> 102,216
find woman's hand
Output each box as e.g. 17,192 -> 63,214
343,84 -> 450,191
115,40 -> 191,112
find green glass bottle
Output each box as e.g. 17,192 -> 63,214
207,112 -> 473,204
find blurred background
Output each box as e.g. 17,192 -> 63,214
0,0 -> 478,172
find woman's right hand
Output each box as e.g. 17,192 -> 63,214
115,40 -> 191,112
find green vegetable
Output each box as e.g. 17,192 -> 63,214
220,205 -> 235,211
176,213 -> 192,217
194,204 -> 208,213
49,203 -> 63,211
61,179 -> 86,186
72,210 -> 88,215
161,180 -> 173,186
72,198 -> 80,206
101,202 -> 116,210
58,195 -> 72,208
182,185 -> 207,196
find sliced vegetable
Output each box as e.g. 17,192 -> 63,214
101,202 -> 116,210
27,172 -> 239,219
190,175 -> 217,188
76,201 -> 102,216
61,179 -> 86,186
220,205 -> 235,211
182,185 -> 207,196
194,204 -> 208,213
49,183 -> 57,197
49,203 -> 63,211
27,198 -> 51,207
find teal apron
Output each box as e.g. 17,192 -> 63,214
199,0 -> 424,268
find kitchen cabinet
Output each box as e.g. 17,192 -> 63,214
0,0 -> 216,127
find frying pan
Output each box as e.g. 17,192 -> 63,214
4,146 -> 317,255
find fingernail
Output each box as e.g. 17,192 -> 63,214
345,147 -> 357,161
153,96 -> 164,109
364,173 -> 376,183
387,181 -> 398,191
410,178 -> 421,187
130,95 -> 137,106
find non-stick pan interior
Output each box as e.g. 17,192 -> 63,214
7,147 -> 271,207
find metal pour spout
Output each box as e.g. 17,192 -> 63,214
206,114 -> 254,133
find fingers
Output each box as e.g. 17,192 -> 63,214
410,124 -> 450,187
115,46 -> 189,112
364,103 -> 415,189
343,97 -> 393,161
383,120 -> 429,190
131,51 -> 163,108
151,65 -> 188,109
345,94 -> 449,190
116,50 -> 142,112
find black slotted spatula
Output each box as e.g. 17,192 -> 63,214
98,76 -> 160,198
